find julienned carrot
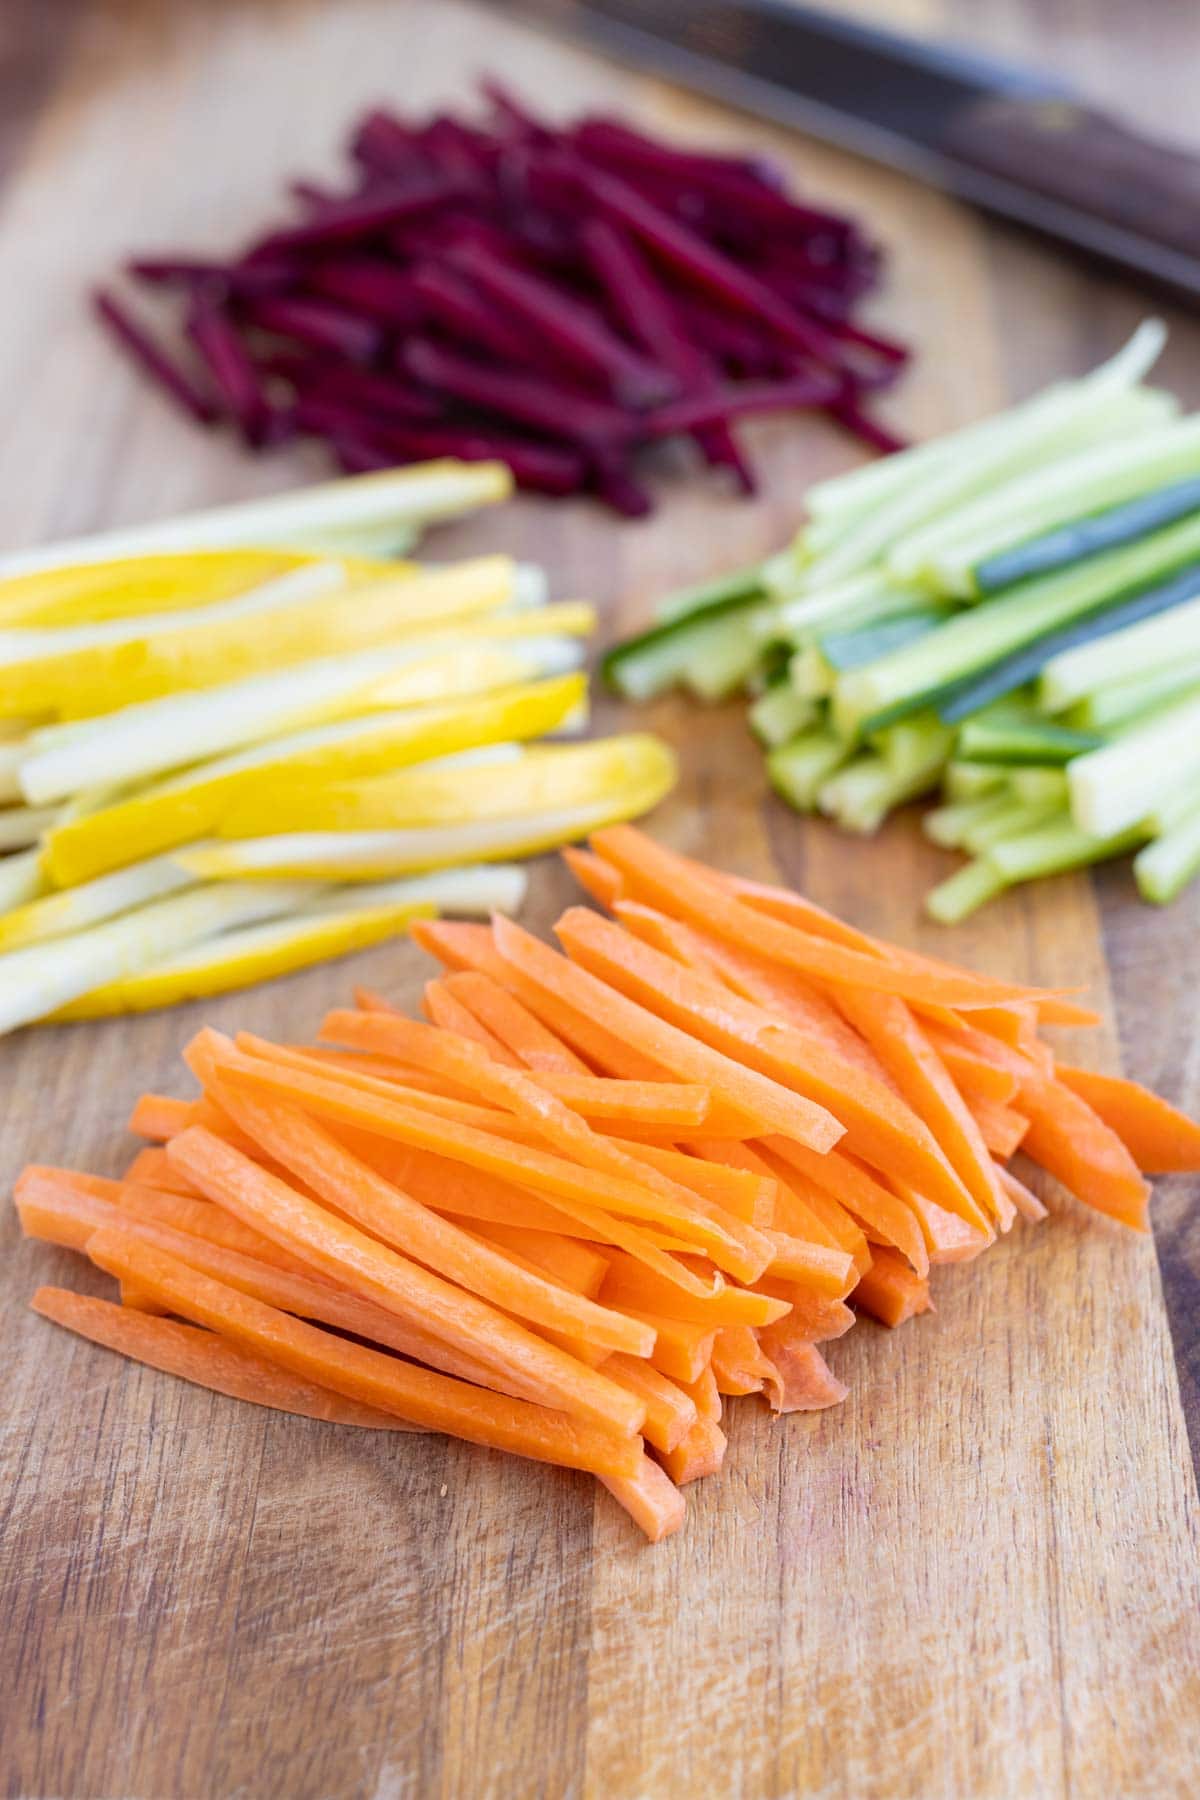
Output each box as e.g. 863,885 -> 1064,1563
464,1220 -> 609,1297
659,1416 -> 727,1485
598,1454 -> 687,1542
619,1310 -> 718,1384
591,826 -> 1057,1010
1054,1065 -> 1200,1173
413,916 -> 676,1083
191,1036 -> 732,1296
423,978 -> 524,1066
895,1184 -> 994,1263
599,1251 -> 791,1329
710,1324 -> 775,1396
756,1135 -> 926,1275
761,1228 -> 857,1295
600,1353 -> 698,1454
755,1336 -> 849,1414
124,1146 -> 199,1193
969,1095 -> 1030,1160
561,845 -> 625,910
676,1363 -> 722,1422
554,906 -> 976,1219
21,1178 -> 546,1401
617,1141 -> 775,1224
492,914 -> 843,1153
320,1008 -> 771,1281
996,1164 -> 1049,1222
439,969 -> 591,1074
201,1065 -> 656,1359
31,1286 -> 422,1431
756,1279 -> 856,1342
853,1247 -> 933,1328
614,898 -> 896,1090
129,1093 -> 196,1139
928,1035 -> 1020,1106
16,1170 -> 128,1251
166,1123 -> 649,1436
86,1229 -> 644,1479
753,1142 -> 871,1268
118,1179 -> 327,1274
235,1033 -> 521,1132
1015,1077 -> 1151,1231
832,987 -> 1001,1231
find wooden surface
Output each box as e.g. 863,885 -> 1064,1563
2,2 -> 1199,1795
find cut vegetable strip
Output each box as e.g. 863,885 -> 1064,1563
598,1456 -> 687,1543
1053,1065 -> 1200,1173
86,1229 -> 641,1477
853,1248 -> 933,1328
31,1287 -> 420,1430
166,1125 -> 648,1435
1015,1078 -> 1150,1230
555,905 -> 973,1218
491,913 -> 841,1151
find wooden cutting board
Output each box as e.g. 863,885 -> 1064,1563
1,3 -> 1198,1795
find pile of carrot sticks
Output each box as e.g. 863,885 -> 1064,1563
16,827 -> 1200,1542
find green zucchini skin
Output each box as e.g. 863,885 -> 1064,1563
975,474 -> 1200,592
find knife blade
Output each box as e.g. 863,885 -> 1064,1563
494,0 -> 1200,303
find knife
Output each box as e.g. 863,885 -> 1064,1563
493,0 -> 1200,304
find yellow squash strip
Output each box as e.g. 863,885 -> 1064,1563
49,903 -> 434,1019
41,675 -> 585,886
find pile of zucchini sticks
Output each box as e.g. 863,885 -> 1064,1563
19,829 -> 1200,1543
606,321 -> 1200,919
0,461 -> 674,1031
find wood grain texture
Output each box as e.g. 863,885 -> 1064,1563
0,3 -> 1198,1796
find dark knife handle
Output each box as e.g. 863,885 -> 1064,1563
943,96 -> 1200,262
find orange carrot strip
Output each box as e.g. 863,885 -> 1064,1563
966,1003 -> 1032,1050
659,1416 -> 726,1485
188,1067 -> 658,1362
676,1363 -> 722,1422
615,898 -> 896,1090
31,1286 -> 421,1431
1014,1077 -> 1151,1231
599,1252 -> 791,1328
613,1141 -> 773,1225
927,1035 -> 1020,1105
969,1095 -> 1030,1160
1033,997 -> 1103,1028
894,1183 -> 994,1263
321,1010 -> 771,1283
166,1124 -> 648,1435
562,844 -> 625,910
761,1228 -> 857,1295
422,977 -> 524,1065
752,1142 -> 870,1263
493,914 -> 843,1153
1054,1065 -> 1200,1173
463,1221 -> 609,1297
555,906 -> 974,1217
194,1037 -> 729,1297
756,1336 -> 848,1414
128,1093 -> 194,1139
997,1164 -> 1048,1222
674,1139 -> 782,1227
755,1280 -> 856,1343
85,1229 -> 643,1478
20,1177 -> 542,1400
619,1311 -> 718,1384
601,1354 -> 698,1454
123,1146 -> 200,1193
598,1453 -> 687,1542
833,987 -> 1001,1231
236,1033 -> 518,1131
853,1248 -> 933,1328
17,1172 -> 127,1251
756,1136 -> 927,1275
117,1180 -> 326,1274
16,1165 -> 121,1204
414,915 -> 678,1083
925,1017 -> 1043,1081
441,970 -> 591,1074
710,1324 -> 775,1396
591,825 -> 1056,1009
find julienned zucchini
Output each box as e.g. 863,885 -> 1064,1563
601,583 -> 767,701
